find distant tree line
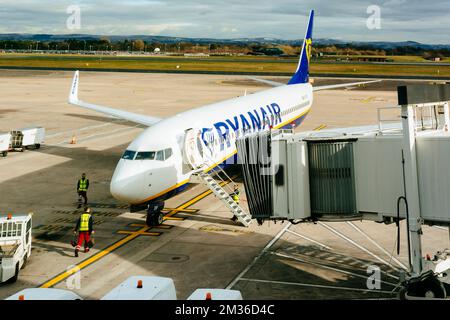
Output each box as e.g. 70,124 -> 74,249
314,44 -> 450,58
0,38 -> 252,54
0,38 -> 448,58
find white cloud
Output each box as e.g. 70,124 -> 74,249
0,0 -> 448,43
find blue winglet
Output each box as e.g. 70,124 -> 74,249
288,10 -> 314,85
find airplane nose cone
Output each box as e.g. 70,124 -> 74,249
110,160 -> 146,203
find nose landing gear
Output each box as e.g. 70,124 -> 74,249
145,201 -> 165,227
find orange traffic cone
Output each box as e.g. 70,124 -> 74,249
70,135 -> 77,144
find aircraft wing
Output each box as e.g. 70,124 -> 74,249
248,77 -> 381,91
247,77 -> 284,87
313,80 -> 381,91
297,121 -> 402,138
68,71 -> 162,127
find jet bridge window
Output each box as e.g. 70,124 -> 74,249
136,151 -> 156,160
121,150 -> 136,160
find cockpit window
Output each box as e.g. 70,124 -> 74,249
155,150 -> 164,161
136,151 -> 156,160
122,150 -> 136,160
128,148 -> 173,161
164,148 -> 173,160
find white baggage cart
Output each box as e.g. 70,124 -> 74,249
188,289 -> 243,300
0,132 -> 11,157
101,276 -> 177,300
6,288 -> 82,300
0,213 -> 32,283
20,127 -> 45,149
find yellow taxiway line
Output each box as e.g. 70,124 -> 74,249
313,124 -> 327,131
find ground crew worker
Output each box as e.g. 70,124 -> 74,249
230,186 -> 240,222
73,208 -> 94,257
231,187 -> 240,205
77,173 -> 89,209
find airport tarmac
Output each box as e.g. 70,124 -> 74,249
0,70 -> 448,299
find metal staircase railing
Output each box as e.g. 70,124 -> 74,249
194,171 -> 252,227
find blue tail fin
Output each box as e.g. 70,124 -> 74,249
288,10 -> 314,85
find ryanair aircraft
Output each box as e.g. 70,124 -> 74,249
68,10 -> 377,225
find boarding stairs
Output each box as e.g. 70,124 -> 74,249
184,127 -> 252,227
191,170 -> 252,227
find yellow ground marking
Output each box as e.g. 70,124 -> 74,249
163,208 -> 198,213
117,230 -> 160,236
163,216 -> 185,221
313,124 -> 327,131
362,96 -> 375,103
129,223 -> 172,229
199,225 -> 250,234
39,180 -> 230,288
163,180 -> 229,220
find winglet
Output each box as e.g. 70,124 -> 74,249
69,70 -> 79,103
288,10 -> 314,85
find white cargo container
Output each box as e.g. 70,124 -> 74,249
20,127 -> 45,149
101,276 -> 177,300
0,214 -> 32,283
6,288 -> 82,300
188,289 -> 243,300
0,132 -> 11,157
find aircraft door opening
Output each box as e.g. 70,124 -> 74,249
183,128 -> 207,170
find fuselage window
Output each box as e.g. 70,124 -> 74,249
156,150 -> 164,161
136,151 -> 156,160
122,150 -> 136,160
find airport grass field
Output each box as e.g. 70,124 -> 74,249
0,53 -> 449,78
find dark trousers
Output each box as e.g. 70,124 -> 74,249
78,191 -> 88,205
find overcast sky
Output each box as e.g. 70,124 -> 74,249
0,0 -> 449,44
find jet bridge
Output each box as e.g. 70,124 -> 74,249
236,84 -> 450,299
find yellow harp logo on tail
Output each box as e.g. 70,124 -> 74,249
305,38 -> 312,65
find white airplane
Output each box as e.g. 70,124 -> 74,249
68,10 -> 379,225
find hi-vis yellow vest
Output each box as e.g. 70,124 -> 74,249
78,178 -> 88,191
79,213 -> 91,231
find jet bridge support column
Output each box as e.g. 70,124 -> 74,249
401,104 -> 423,276
444,102 -> 449,131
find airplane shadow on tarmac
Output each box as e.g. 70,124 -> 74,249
0,143 -> 400,299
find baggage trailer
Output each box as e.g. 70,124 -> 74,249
9,131 -> 24,152
188,289 -> 243,300
20,127 -> 45,149
0,214 -> 32,283
101,276 -> 177,300
6,288 -> 82,300
0,132 -> 11,157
